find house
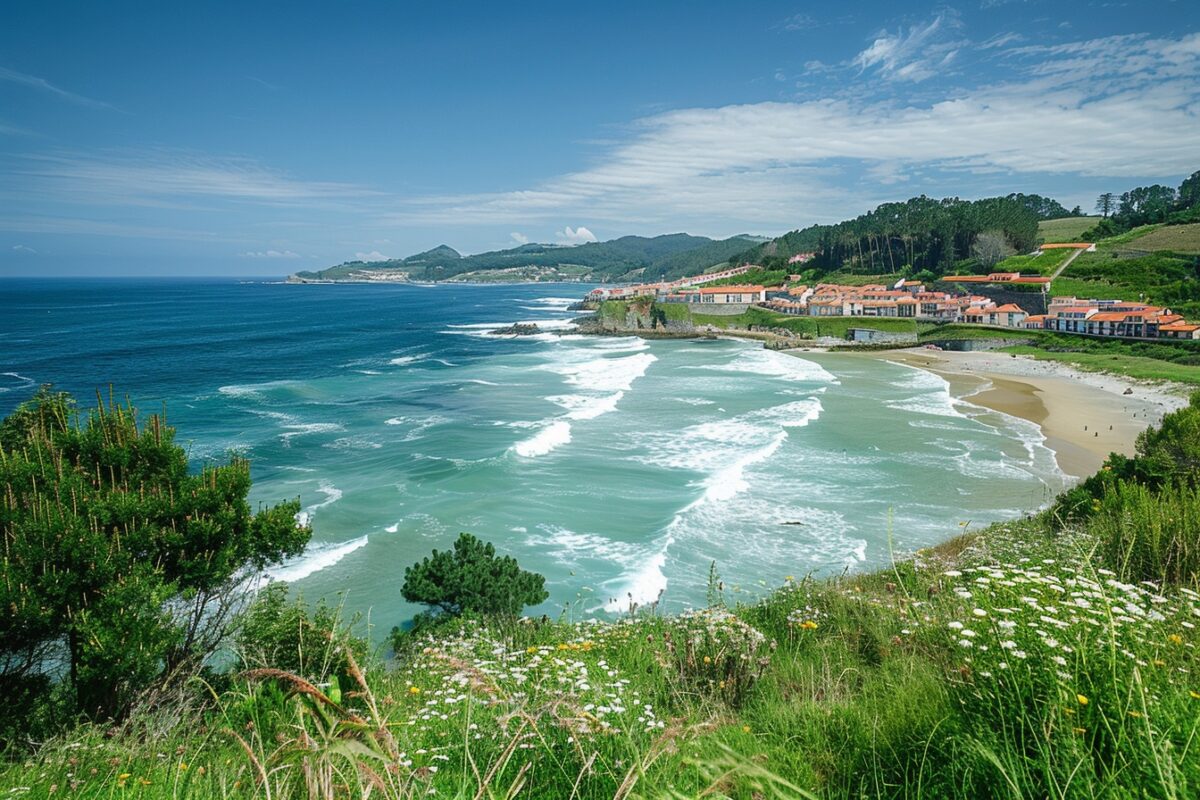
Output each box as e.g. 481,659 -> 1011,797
697,285 -> 766,304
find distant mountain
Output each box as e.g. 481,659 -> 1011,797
291,233 -> 761,283
403,244 -> 461,264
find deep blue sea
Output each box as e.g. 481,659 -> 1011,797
1,278 -> 1067,632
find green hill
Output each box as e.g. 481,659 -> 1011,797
293,234 -> 759,283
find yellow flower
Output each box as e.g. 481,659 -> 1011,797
785,576 -> 794,582
117,774 -> 131,781
139,779 -> 152,786
742,725 -> 751,734
1073,727 -> 1086,735
1153,659 -> 1166,667
718,680 -> 726,689
1190,691 -> 1200,700
526,646 -> 537,654
408,686 -> 421,695
178,763 -> 188,771
703,655 -> 712,664
1168,634 -> 1183,645
1077,694 -> 1089,706
1128,710 -> 1143,718
800,620 -> 819,630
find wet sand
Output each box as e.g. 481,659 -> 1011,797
866,349 -> 1189,478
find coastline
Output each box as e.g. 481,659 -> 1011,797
853,348 -> 1190,478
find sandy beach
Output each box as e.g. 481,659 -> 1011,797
861,349 -> 1190,478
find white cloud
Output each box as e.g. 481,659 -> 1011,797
0,66 -> 113,109
354,250 -> 391,262
853,12 -> 965,83
556,226 -> 597,245
14,150 -> 379,209
11,244 -> 36,253
385,31 -> 1200,232
779,13 -> 817,31
510,231 -> 529,244
240,249 -> 301,259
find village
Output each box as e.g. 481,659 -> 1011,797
585,245 -> 1200,343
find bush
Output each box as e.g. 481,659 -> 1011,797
401,532 -> 548,618
1092,480 -> 1200,584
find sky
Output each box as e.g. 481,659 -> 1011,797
1,0 -> 1198,276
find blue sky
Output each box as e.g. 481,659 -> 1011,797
2,1 -> 1197,276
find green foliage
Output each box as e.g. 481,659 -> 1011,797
739,194 -> 1042,278
0,387 -> 309,730
1092,480 -> 1200,584
233,584 -> 371,683
401,532 -> 548,617
699,267 -> 788,287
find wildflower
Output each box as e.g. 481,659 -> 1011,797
178,763 -> 188,771
1073,727 -> 1086,735
1168,634 -> 1183,645
799,620 -> 818,630
117,774 -> 131,781
703,656 -> 711,664
786,576 -> 794,582
742,725 -> 751,734
409,686 -> 421,695
1077,694 -> 1088,706
1128,711 -> 1143,718
1190,691 -> 1200,700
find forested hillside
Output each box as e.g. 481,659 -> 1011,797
294,233 -> 760,283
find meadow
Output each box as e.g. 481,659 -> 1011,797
5,395 -> 1200,799
1037,217 -> 1102,244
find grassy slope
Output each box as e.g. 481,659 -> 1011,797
1128,222 -> 1200,255
995,247 -> 1074,276
7,513 -> 1198,798
1002,345 -> 1200,385
1038,216 -> 1101,243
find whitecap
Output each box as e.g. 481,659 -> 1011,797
267,536 -> 368,583
304,481 -> 342,514
511,420 -> 572,457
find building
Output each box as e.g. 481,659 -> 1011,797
696,285 -> 766,304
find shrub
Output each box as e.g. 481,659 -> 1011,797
0,388 -> 309,730
1092,480 -> 1200,584
401,532 -> 548,618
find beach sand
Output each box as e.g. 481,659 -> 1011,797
866,349 -> 1190,478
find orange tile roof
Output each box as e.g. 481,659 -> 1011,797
1161,323 -> 1200,331
993,304 -> 1025,313
697,284 -> 765,294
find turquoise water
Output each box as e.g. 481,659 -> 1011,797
2,279 -> 1067,627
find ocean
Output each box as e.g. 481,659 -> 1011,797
1,278 -> 1067,628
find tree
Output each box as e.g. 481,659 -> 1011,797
1096,192 -> 1116,218
402,533 -> 548,617
1179,170 -> 1200,209
0,388 -> 310,724
970,230 -> 1015,269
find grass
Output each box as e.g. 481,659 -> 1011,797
994,248 -> 1074,276
1038,216 -> 1101,243
6,511 -> 1199,799
816,272 -> 904,287
1002,345 -> 1200,385
1126,223 -> 1200,255
688,306 -> 919,338
919,324 -> 1044,343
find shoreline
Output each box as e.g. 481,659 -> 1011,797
852,348 -> 1189,478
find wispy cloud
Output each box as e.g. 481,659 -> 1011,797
385,30 -> 1200,232
354,250 -> 391,261
0,66 -> 113,109
14,150 -> 380,209
510,232 -> 530,244
11,244 -> 36,254
240,249 -> 301,259
853,12 -> 966,82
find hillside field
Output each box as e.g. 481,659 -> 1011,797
1038,216 -> 1101,243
